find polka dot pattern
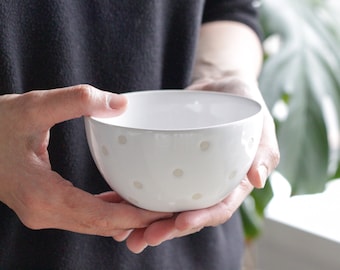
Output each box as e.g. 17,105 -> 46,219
101,145 -> 109,156
192,193 -> 203,200
248,137 -> 255,149
173,168 -> 184,178
133,181 -> 143,190
228,170 -> 237,180
118,135 -> 127,144
200,141 -> 210,151
100,135 -> 243,204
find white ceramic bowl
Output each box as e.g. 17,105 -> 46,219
84,90 -> 263,212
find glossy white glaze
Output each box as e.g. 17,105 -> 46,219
85,90 -> 262,212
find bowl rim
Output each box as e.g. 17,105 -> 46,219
85,90 -> 263,132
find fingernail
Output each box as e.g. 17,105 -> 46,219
134,243 -> 148,254
109,94 -> 127,110
258,166 -> 268,188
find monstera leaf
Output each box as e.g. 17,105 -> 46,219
241,0 -> 340,239
260,0 -> 340,193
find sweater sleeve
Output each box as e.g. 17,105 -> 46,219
202,0 -> 262,39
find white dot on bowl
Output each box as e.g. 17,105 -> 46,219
118,135 -> 127,145
192,193 -> 203,200
173,168 -> 184,178
248,137 -> 255,149
200,141 -> 210,151
101,145 -> 109,156
228,170 -> 237,180
133,181 -> 143,190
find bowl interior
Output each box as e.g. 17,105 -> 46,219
92,90 -> 261,131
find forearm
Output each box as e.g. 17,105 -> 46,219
192,21 -> 263,83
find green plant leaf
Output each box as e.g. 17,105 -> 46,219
241,181 -> 273,239
242,0 -> 340,239
240,197 -> 263,240
331,161 -> 340,180
277,75 -> 329,195
259,0 -> 339,194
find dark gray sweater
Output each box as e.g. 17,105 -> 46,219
0,1 -> 260,269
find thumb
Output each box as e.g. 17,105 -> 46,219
247,115 -> 280,188
24,84 -> 127,129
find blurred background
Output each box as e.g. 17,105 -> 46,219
242,0 -> 340,269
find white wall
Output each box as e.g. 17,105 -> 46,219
255,176 -> 340,269
256,218 -> 340,270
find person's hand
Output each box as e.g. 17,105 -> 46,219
0,85 -> 172,242
114,77 -> 280,253
187,77 -> 280,189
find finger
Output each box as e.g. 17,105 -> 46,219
95,191 -> 133,234
12,171 -> 173,237
18,84 -> 127,129
186,77 -> 251,97
141,179 -> 253,246
143,218 -> 201,247
247,112 -> 280,188
186,79 -> 214,90
125,228 -> 148,254
113,229 -> 133,242
95,191 -> 125,203
143,218 -> 178,246
175,178 -> 253,231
